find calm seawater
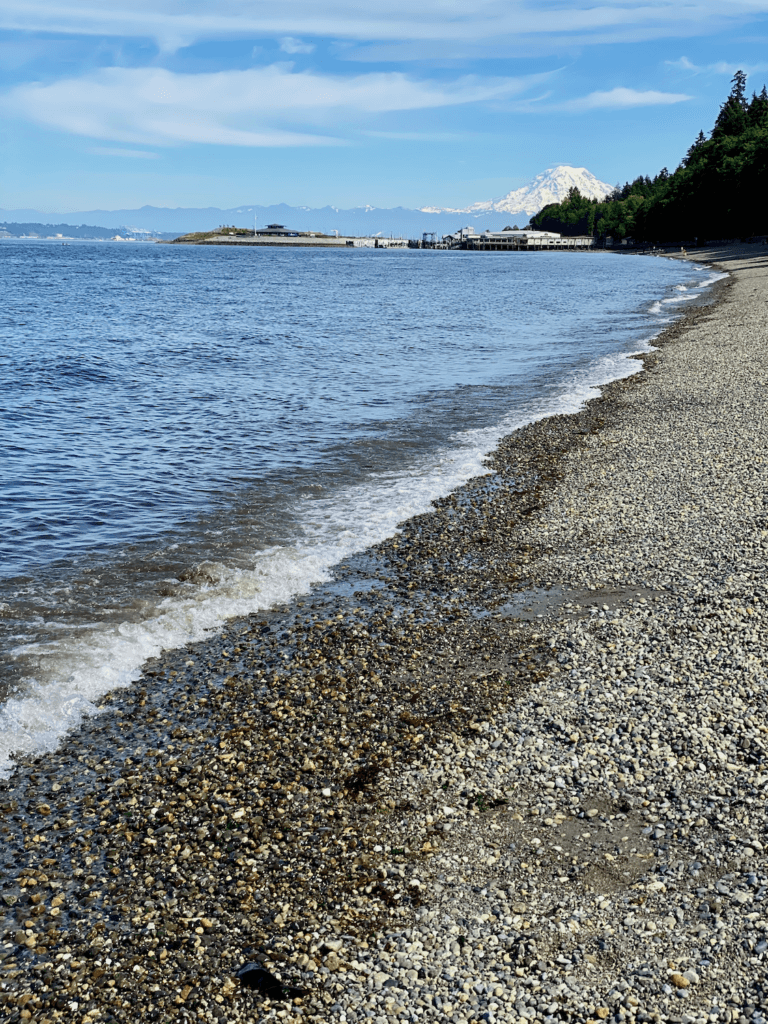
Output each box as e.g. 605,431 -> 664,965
0,241 -> 718,774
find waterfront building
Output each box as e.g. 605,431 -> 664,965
254,224 -> 301,237
442,226 -> 595,250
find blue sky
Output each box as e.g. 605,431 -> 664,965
2,1 -> 768,212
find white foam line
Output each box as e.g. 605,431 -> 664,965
648,266 -> 726,317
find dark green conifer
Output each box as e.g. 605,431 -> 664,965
712,70 -> 749,137
747,86 -> 768,127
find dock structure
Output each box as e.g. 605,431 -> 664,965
441,226 -> 595,251
189,225 -> 409,248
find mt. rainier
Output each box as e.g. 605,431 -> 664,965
421,166 -> 613,220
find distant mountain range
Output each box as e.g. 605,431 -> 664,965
1,166 -> 612,239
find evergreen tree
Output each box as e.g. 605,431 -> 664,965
713,70 -> 749,137
685,131 -> 707,164
748,86 -> 768,127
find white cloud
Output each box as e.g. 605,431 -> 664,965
89,147 -> 159,158
3,64 -> 542,147
561,87 -> 693,110
2,1 -> 768,52
666,56 -> 768,75
364,130 -> 468,141
666,56 -> 705,72
279,36 -> 315,54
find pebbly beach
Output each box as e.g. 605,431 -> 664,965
2,246 -> 768,1024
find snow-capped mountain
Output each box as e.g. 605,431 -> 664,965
421,165 -> 613,219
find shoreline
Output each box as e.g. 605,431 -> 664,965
2,254 -> 766,1024
0,248 -> 702,769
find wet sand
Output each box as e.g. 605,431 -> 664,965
2,248 -> 767,1024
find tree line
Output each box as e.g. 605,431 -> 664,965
531,72 -> 768,243
0,222 -> 127,239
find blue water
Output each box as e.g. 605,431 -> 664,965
0,240 -> 716,774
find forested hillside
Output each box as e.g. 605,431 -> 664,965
531,72 -> 768,243
0,222 -> 125,239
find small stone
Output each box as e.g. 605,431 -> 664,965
670,973 -> 690,989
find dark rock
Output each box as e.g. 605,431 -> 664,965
235,962 -> 305,1000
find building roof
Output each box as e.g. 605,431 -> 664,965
255,224 -> 300,236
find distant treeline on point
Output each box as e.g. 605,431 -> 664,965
0,222 -> 178,240
0,221 -> 127,238
531,72 -> 768,243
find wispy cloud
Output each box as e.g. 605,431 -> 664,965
364,130 -> 468,141
89,147 -> 159,158
279,37 -> 315,54
3,64 -> 544,147
3,1 -> 768,52
666,56 -> 768,75
501,86 -> 693,114
560,87 -> 693,110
